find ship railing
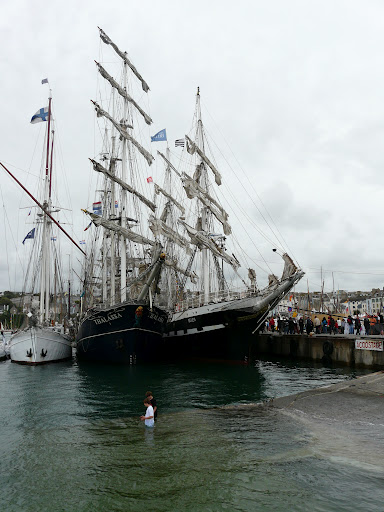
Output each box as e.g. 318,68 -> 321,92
175,287 -> 258,313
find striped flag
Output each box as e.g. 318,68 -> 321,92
175,139 -> 185,147
93,201 -> 102,215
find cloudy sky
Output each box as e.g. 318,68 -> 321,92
1,0 -> 384,294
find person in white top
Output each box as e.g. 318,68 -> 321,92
140,398 -> 155,427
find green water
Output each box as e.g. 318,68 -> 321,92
0,358 -> 382,511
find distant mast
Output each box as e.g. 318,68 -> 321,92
195,88 -> 210,305
120,57 -> 128,303
40,92 -> 53,323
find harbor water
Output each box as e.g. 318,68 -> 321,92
0,357 -> 382,512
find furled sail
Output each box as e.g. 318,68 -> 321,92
154,183 -> 185,215
126,257 -> 148,268
164,258 -> 198,284
149,216 -> 191,254
178,219 -> 240,269
90,159 -> 156,212
268,274 -> 279,286
182,175 -> 231,235
92,101 -> 154,166
95,62 -> 153,125
281,253 -> 298,280
182,175 -> 226,216
157,151 -> 181,177
83,210 -> 155,246
248,268 -> 257,285
185,135 -> 222,186
98,28 -> 150,93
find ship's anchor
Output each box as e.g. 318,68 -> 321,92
26,349 -> 32,357
41,349 -> 47,357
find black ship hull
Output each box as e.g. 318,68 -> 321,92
163,273 -> 305,363
76,302 -> 168,364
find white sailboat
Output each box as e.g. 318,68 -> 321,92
1,88 -> 83,364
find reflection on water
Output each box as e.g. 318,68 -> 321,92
0,357 -> 381,512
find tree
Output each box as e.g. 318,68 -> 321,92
2,291 -> 18,299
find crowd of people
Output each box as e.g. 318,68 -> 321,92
263,313 -> 384,336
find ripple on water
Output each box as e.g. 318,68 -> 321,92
0,358 -> 379,512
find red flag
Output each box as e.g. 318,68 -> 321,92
147,176 -> 153,183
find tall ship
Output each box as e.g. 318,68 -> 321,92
158,89 -> 304,362
0,87 -> 80,364
76,29 -> 168,364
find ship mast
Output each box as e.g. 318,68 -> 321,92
40,93 -> 52,323
110,132 -> 117,306
88,28 -> 158,308
196,88 -> 210,305
120,59 -> 128,303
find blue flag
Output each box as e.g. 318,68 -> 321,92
22,228 -> 35,244
151,129 -> 167,142
30,107 -> 49,124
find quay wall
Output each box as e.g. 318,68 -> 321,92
254,333 -> 384,369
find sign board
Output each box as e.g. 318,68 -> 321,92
355,339 -> 383,351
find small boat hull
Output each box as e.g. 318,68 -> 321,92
10,326 -> 72,365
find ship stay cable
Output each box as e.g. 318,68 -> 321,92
82,30 -> 163,313
176,134 -> 274,277
202,129 -> 287,254
199,132 -> 285,275
201,102 -> 299,266
167,144 -> 279,276
165,92 -> 302,301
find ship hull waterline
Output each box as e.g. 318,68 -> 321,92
76,302 -> 168,364
10,326 -> 72,365
164,274 -> 304,364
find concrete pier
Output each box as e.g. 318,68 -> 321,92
255,333 -> 384,368
268,371 -> 384,430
